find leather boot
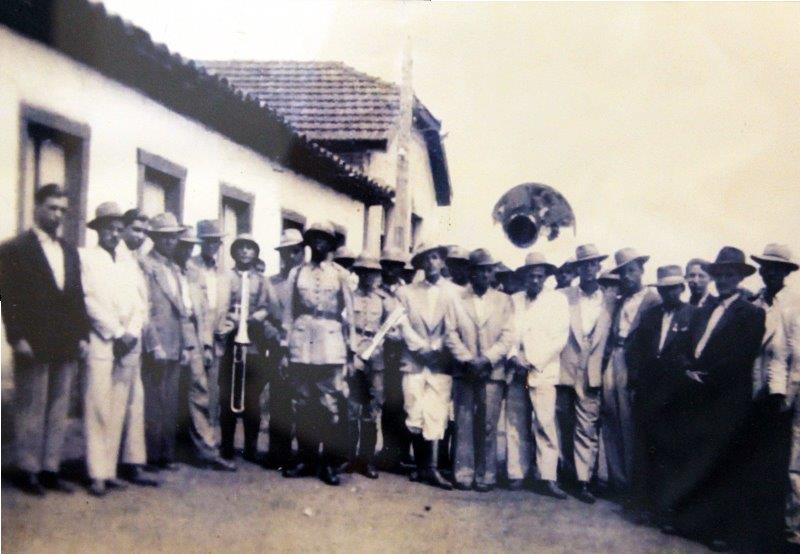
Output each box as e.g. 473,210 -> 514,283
319,446 -> 341,486
358,421 -> 379,479
427,440 -> 453,490
409,434 -> 427,482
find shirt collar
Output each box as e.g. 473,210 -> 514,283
719,292 -> 740,309
578,285 -> 602,300
32,225 -> 59,245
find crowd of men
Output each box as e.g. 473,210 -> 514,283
2,183 -> 799,552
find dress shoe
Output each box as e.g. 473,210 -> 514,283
707,538 -> 731,552
39,471 -> 76,493
142,463 -> 161,473
242,450 -> 261,465
88,479 -> 107,497
474,483 -> 494,493
123,467 -> 160,487
158,462 -> 180,472
574,483 -> 596,504
453,482 -> 472,491
207,457 -> 238,472
105,478 -> 128,490
507,479 -> 524,491
283,462 -> 316,478
360,463 -> 379,480
219,447 -> 235,461
319,464 -> 341,486
17,472 -> 46,496
540,480 -> 567,500
426,469 -> 453,491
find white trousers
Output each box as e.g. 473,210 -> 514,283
506,379 -> 560,481
84,345 -> 146,480
402,369 -> 453,441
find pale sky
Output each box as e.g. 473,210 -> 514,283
98,0 -> 800,290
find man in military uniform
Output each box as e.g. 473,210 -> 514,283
215,234 -> 280,463
264,228 -> 305,470
344,254 -> 392,479
282,221 -> 355,486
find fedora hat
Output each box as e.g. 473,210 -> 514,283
334,246 -> 356,263
558,256 -> 576,273
87,201 -> 124,230
146,212 -> 186,235
275,228 -> 304,250
179,226 -> 203,244
708,246 -> 756,277
751,244 -> 799,272
230,233 -> 260,257
303,221 -> 337,245
598,269 -> 620,286
610,247 -> 650,274
685,258 -> 711,275
410,242 -> 448,269
651,265 -> 685,287
495,262 -> 513,276
380,246 -> 408,266
447,245 -> 471,262
516,252 -> 557,275
573,244 -> 608,264
468,248 -> 498,267
196,219 -> 225,239
352,254 -> 382,272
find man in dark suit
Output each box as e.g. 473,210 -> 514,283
672,247 -> 766,552
0,184 -> 90,495
625,265 -> 695,525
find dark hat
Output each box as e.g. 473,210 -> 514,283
334,246 -> 356,263
122,208 -> 149,226
651,265 -> 685,287
352,254 -> 382,272
610,247 -> 650,274
447,245 -> 471,262
558,256 -> 576,273
574,244 -> 608,264
751,244 -> 798,272
276,228 -> 304,250
179,226 -> 203,244
230,233 -> 260,257
303,221 -> 337,245
380,247 -> 408,266
685,258 -> 711,275
598,269 -> 620,286
468,248 -> 498,267
708,246 -> 756,277
196,219 -> 226,239
495,262 -> 513,276
410,242 -> 448,269
145,212 -> 185,235
87,201 -> 124,230
516,252 -> 557,275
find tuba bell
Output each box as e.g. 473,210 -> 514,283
492,183 -> 576,248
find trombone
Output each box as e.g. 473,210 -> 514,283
230,276 -> 251,414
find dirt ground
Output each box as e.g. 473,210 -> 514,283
1,420 -> 706,554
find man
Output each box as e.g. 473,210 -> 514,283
140,212 -> 191,471
555,257 -> 576,290
215,234 -> 278,464
80,203 -> 157,496
746,244 -> 798,549
600,247 -> 661,495
282,221 -> 355,486
786,309 -> 800,546
445,248 -> 514,492
506,252 -> 570,498
344,254 -> 392,479
395,242 -> 458,490
558,244 -> 609,503
446,245 -> 471,288
493,262 -> 520,294
671,247 -> 766,551
264,228 -> 305,470
188,219 -> 226,430
684,258 -> 715,308
0,184 -> 89,495
121,208 -> 150,262
334,245 -> 358,291
625,265 -> 695,525
174,228 -> 236,471
376,247 -> 413,473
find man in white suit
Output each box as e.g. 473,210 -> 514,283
81,202 -> 157,496
395,242 -> 459,490
506,252 -> 570,499
445,248 -> 515,492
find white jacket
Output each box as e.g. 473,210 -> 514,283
510,289 -> 570,387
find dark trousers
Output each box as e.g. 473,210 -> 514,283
380,345 -> 411,467
142,358 -> 181,464
555,385 -> 577,483
218,349 -> 268,455
289,364 -> 341,466
266,358 -> 294,464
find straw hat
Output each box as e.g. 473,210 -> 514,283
751,244 -> 798,272
610,247 -> 650,274
87,202 -> 124,230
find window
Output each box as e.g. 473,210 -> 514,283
281,208 -> 306,233
220,184 -> 254,269
19,105 -> 90,245
136,149 -> 186,221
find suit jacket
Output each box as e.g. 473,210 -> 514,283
445,284 -> 515,381
510,289 -> 570,387
559,286 -> 614,389
751,287 -> 797,398
786,308 -> 800,412
0,229 -> 89,361
183,263 -> 213,350
625,302 -> 695,392
141,249 -> 190,361
396,278 -> 459,374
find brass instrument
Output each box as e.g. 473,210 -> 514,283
231,272 -> 251,414
358,305 -> 406,361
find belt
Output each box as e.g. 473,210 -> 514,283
355,327 -> 376,338
296,308 -> 341,320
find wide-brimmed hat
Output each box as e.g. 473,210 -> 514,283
573,244 -> 608,264
410,242 -> 448,269
516,252 -> 557,275
708,246 -> 756,277
598,270 -> 620,286
334,246 -> 356,263
447,245 -> 471,262
751,244 -> 799,272
196,219 -> 225,239
146,212 -> 186,235
179,226 -> 203,244
558,256 -> 576,273
685,258 -> 711,275
610,247 -> 650,274
380,247 -> 408,266
495,262 -> 513,276
468,248 -> 498,267
230,233 -> 260,257
650,265 -> 685,287
87,201 -> 124,230
275,228 -> 304,250
304,221 -> 337,245
352,254 -> 382,272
